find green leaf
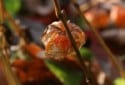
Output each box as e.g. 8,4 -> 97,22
45,59 -> 83,85
76,17 -> 88,30
79,47 -> 93,61
114,78 -> 125,85
4,0 -> 21,15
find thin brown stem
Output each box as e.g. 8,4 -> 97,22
71,0 -> 125,78
53,0 -> 61,18
71,1 -> 99,85
53,0 -> 92,85
5,11 -> 28,45
4,11 -> 22,36
0,0 -> 4,24
0,0 -> 23,38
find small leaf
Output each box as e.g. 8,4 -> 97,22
4,0 -> 21,15
79,47 -> 93,61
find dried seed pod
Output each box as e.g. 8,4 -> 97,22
41,21 -> 86,60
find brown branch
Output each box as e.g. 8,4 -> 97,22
71,0 -> 125,78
